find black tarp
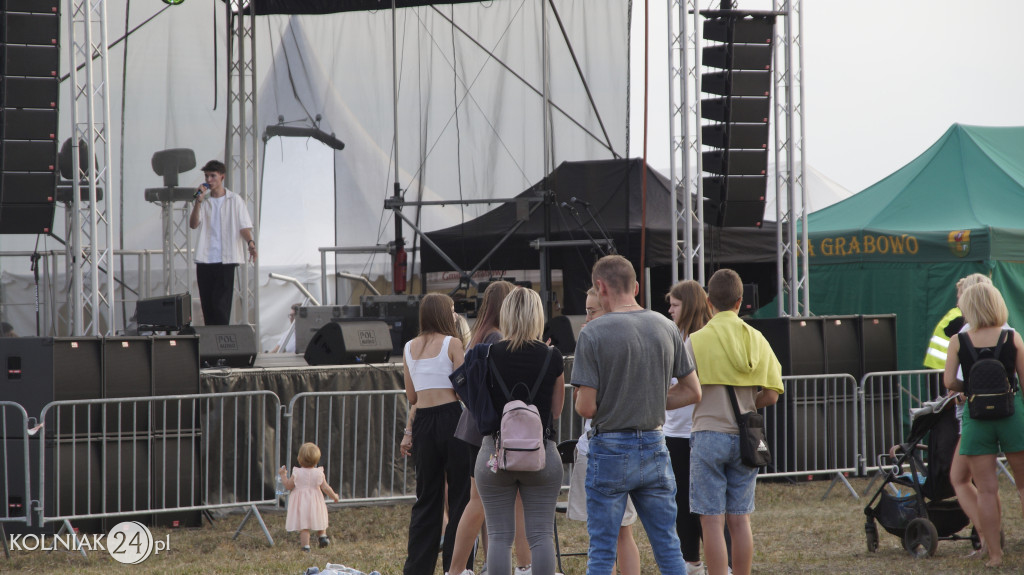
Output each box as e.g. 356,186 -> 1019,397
422,158 -> 679,275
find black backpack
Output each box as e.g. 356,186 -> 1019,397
961,329 -> 1016,420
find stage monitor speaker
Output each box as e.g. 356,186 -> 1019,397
360,294 -> 423,356
294,305 -> 361,355
136,292 -> 192,331
745,317 -> 826,376
304,321 -> 393,366
194,325 -> 257,368
861,314 -> 898,375
1,337 -> 102,437
542,315 -> 576,356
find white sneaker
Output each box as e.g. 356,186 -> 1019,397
515,566 -> 532,575
685,562 -> 707,575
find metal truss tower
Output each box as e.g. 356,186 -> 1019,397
66,0 -> 116,335
668,0 -> 807,317
161,203 -> 193,296
225,1 -> 260,331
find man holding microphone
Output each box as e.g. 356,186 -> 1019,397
189,159 -> 257,325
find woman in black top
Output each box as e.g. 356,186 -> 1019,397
475,287 -> 564,575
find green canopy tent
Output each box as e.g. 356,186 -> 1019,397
792,124 -> 1024,370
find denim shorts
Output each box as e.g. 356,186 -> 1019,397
689,430 -> 757,516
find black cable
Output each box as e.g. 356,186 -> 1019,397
45,232 -> 139,297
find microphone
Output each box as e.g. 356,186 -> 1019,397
194,183 -> 210,200
571,196 -> 591,207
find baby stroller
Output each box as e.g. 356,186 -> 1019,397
863,394 -> 980,557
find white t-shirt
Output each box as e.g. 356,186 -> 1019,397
664,339 -> 696,438
206,195 -> 226,262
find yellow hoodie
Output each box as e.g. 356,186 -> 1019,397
689,310 -> 784,394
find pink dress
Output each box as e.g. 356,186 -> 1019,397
285,466 -> 330,532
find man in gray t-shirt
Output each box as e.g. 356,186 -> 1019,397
572,255 -> 700,575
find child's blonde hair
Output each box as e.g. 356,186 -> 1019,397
297,442 -> 321,468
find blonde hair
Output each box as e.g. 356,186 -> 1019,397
455,314 -> 472,349
470,280 -> 515,346
956,273 -> 991,297
499,287 -> 545,351
959,283 -> 1008,329
297,442 -> 321,468
666,280 -> 711,337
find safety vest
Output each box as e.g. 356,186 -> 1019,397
923,307 -> 962,369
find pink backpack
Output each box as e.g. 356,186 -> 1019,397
489,347 -> 553,472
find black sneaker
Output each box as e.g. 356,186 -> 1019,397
318,535 -> 330,548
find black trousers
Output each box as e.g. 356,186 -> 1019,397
404,402 -> 474,575
196,263 -> 237,325
666,435 -> 704,562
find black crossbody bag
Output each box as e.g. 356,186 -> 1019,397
727,386 -> 771,468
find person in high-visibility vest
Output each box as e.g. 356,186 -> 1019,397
923,273 -> 992,369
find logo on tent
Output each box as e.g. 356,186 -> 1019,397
948,230 -> 971,258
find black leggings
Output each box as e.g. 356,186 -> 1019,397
666,435 -> 703,562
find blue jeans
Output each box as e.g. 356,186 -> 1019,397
585,430 -> 685,575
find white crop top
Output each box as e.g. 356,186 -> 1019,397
404,335 -> 455,392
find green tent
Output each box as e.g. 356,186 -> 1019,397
798,124 -> 1024,370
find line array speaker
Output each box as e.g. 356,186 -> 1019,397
0,1 -> 59,234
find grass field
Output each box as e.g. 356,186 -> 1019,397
4,477 -> 1023,574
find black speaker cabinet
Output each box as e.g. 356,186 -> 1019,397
2,437 -> 104,534
360,294 -> 422,356
151,336 -> 201,431
294,305 -> 361,355
861,314 -> 898,375
194,324 -> 257,368
1,337 -> 102,437
304,321 -> 393,366
151,433 -> 203,528
824,315 -> 862,381
135,292 -> 192,331
102,337 -> 153,432
744,317 -> 826,376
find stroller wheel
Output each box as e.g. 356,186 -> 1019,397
865,523 -> 879,553
970,527 -> 982,550
903,518 -> 939,558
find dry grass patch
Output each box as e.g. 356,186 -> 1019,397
3,477 -> 1023,574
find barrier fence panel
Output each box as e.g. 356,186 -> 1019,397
34,392 -> 280,546
284,390 -> 414,505
858,370 -> 944,477
759,374 -> 860,485
2,401 -> 33,558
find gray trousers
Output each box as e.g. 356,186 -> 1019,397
475,435 -> 562,575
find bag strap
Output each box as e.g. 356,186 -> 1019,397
725,385 -> 745,425
490,345 -> 554,404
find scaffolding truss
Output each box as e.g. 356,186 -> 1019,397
225,1 -> 260,331
668,0 -> 807,316
65,0 -> 116,335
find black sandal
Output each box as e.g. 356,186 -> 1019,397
301,545 -> 311,552
318,535 -> 330,548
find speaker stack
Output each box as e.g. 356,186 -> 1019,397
0,335 -> 202,532
744,315 -> 898,473
0,0 -> 59,234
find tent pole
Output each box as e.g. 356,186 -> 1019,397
390,0 -> 406,295
540,0 -> 553,319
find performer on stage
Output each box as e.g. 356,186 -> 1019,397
189,159 -> 257,325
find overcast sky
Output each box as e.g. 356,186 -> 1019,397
629,0 -> 1024,194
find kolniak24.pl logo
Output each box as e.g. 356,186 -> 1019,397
7,521 -> 170,564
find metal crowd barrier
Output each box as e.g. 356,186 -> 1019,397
283,390 -> 414,505
858,369 -> 944,478
1,402 -> 33,559
34,391 -> 280,546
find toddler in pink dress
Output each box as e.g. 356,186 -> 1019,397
278,442 -> 340,551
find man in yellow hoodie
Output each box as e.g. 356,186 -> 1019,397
688,269 -> 783,575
